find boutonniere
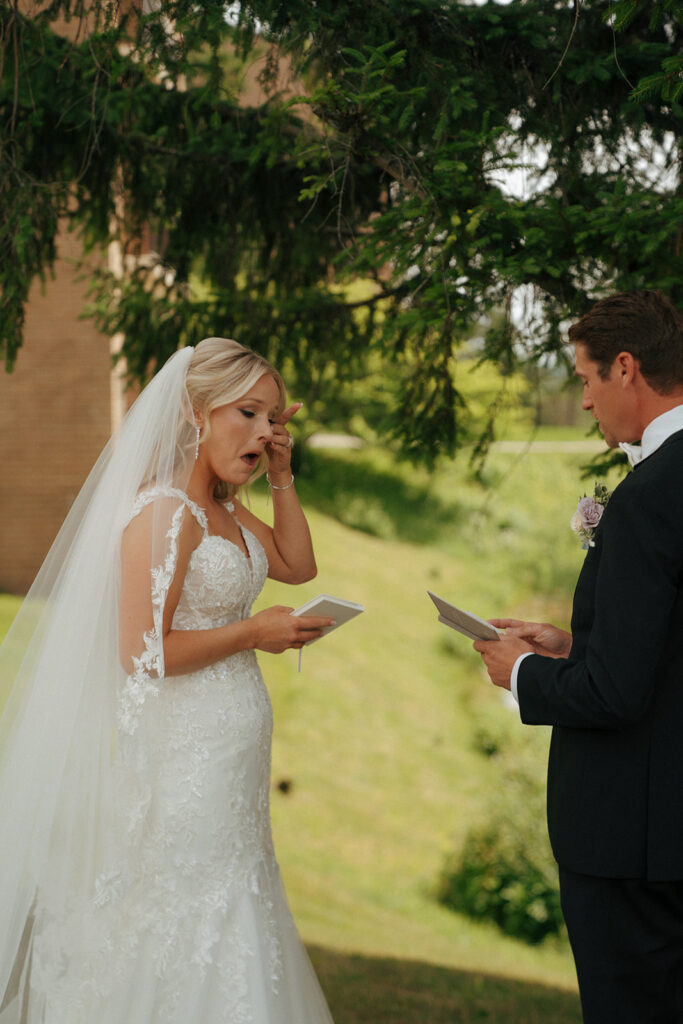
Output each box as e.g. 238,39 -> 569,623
570,482 -> 611,549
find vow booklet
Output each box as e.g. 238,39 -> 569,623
427,590 -> 502,642
292,594 -> 364,646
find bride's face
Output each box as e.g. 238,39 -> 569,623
200,373 -> 280,484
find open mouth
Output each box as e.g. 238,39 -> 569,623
241,452 -> 261,468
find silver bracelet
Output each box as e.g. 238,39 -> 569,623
267,473 -> 295,491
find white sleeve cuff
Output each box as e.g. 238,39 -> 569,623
510,652 -> 534,705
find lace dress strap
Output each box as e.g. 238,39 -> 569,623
118,487 -> 207,737
126,485 -> 209,533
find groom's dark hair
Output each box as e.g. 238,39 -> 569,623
568,289 -> 683,394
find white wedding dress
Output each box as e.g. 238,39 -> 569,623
28,490 -> 334,1024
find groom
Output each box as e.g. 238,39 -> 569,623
474,290 -> 683,1024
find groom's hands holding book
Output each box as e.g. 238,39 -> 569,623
472,631 -> 534,691
489,619 -> 572,659
473,619 -> 572,690
426,593 -> 572,692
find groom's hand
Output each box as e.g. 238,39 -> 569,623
489,619 -> 572,659
473,633 -> 535,691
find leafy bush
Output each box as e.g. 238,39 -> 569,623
437,728 -> 564,945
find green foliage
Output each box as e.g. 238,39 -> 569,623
438,731 -> 564,946
439,827 -> 564,946
292,330 -> 534,460
2,0 -> 682,463
611,1 -> 683,103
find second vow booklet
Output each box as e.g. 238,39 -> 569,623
427,591 -> 502,642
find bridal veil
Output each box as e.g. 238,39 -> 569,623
0,346 -> 198,1022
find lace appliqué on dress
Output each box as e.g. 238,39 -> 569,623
117,488 -> 209,737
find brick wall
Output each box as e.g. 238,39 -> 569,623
0,226 -> 113,594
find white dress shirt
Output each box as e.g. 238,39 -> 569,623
509,404 -> 683,703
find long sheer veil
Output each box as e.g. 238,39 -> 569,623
0,346 -> 197,1022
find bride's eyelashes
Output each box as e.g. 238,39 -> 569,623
239,409 -> 278,426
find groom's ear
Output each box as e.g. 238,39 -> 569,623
615,351 -> 638,387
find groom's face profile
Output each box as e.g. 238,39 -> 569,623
574,342 -> 637,448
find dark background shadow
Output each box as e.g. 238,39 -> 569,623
308,945 -> 582,1024
291,449 -> 465,545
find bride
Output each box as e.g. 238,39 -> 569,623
0,338 -> 336,1023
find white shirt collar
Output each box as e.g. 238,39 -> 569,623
640,405 -> 683,460
620,404 -> 683,465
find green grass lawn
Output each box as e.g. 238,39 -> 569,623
1,442 -> 625,1021
0,594 -> 19,639
255,443 -> 621,1020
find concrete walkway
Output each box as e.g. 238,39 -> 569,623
307,433 -> 608,455
489,439 -> 606,454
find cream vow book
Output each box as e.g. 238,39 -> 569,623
427,591 -> 502,642
292,594 -> 364,645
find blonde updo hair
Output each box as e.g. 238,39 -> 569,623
185,337 -> 286,501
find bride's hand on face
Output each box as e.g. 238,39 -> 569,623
248,605 -> 334,653
266,404 -> 301,480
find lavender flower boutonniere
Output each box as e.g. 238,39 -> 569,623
570,481 -> 611,549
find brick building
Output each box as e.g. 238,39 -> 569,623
0,3 -> 136,594
0,229 -> 123,594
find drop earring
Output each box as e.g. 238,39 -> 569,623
194,425 -> 201,461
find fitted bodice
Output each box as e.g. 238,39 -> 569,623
121,493 -> 275,836
173,524 -> 269,631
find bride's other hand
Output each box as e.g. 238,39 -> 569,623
488,619 -> 572,659
248,605 -> 334,653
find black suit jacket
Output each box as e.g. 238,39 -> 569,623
518,428 -> 683,881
